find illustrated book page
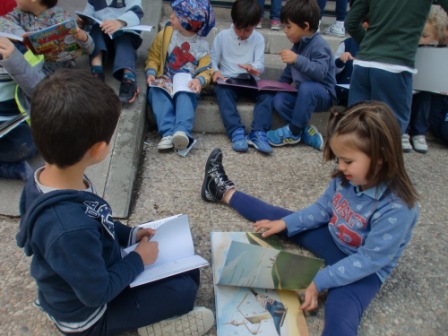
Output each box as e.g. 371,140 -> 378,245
217,73 -> 297,92
123,214 -> 208,287
149,73 -> 195,97
211,231 -> 312,336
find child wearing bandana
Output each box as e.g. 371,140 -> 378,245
145,0 -> 215,157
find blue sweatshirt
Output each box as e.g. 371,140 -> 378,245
282,177 -> 419,292
17,175 -> 143,331
278,33 -> 336,102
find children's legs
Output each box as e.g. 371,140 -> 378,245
273,92 -> 296,123
228,190 -> 293,222
148,89 -> 176,137
89,25 -> 108,66
322,273 -> 381,336
173,92 -> 198,138
270,0 -> 282,20
317,0 -> 327,18
214,85 -> 244,138
251,91 -> 274,132
112,34 -> 140,80
79,270 -> 200,335
335,0 -> 348,21
0,123 -> 36,162
429,95 -> 448,143
409,91 -> 431,136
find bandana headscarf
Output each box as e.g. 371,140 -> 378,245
171,0 -> 216,37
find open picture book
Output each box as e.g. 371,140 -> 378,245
75,11 -> 153,38
413,46 -> 448,94
217,73 -> 297,93
0,18 -> 82,62
0,113 -> 28,139
211,231 -> 324,336
148,73 -> 196,98
123,214 -> 208,287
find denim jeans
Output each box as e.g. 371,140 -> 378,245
0,122 -> 36,163
90,25 -> 141,80
273,81 -> 332,131
258,0 -> 282,20
229,191 -> 382,336
429,94 -> 448,144
409,91 -> 431,136
148,88 -> 199,138
318,0 -> 348,21
214,85 -> 274,138
348,65 -> 413,134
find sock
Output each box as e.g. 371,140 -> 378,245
123,71 -> 136,81
288,124 -> 302,137
335,20 -> 344,27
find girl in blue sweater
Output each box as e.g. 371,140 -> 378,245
201,101 -> 419,336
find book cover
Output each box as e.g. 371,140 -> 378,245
149,73 -> 196,98
23,19 -> 82,62
413,46 -> 448,94
211,232 -> 315,336
123,214 -> 208,287
217,73 -> 297,93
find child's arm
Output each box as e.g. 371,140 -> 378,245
73,27 -> 95,55
0,37 -> 15,60
193,53 -> 213,88
237,33 -> 265,77
344,0 -> 369,45
145,29 -> 164,81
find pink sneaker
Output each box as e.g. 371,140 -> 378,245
270,19 -> 281,31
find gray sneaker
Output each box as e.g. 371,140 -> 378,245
401,134 -> 412,153
411,135 -> 428,153
138,307 -> 214,336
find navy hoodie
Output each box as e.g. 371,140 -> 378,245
17,176 -> 143,325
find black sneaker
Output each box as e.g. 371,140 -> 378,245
119,78 -> 139,104
91,67 -> 105,82
201,148 -> 235,202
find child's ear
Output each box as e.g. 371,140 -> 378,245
303,22 -> 310,31
88,141 -> 109,163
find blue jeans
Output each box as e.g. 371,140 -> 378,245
61,270 -> 200,336
229,191 -> 382,336
409,92 -> 431,136
318,0 -> 348,21
214,85 -> 274,138
258,0 -> 282,20
429,94 -> 448,144
0,122 -> 36,163
348,65 -> 413,134
148,88 -> 199,138
273,81 -> 332,131
90,25 -> 141,80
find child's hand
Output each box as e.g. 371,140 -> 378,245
73,27 -> 89,43
146,75 -> 156,85
339,52 -> 355,63
278,49 -> 298,64
100,19 -> 125,35
238,64 -> 261,76
0,37 -> 16,60
136,228 -> 156,242
212,70 -> 225,83
253,219 -> 286,238
188,78 -> 202,93
300,281 -> 319,311
134,237 -> 159,265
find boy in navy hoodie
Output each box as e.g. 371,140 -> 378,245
16,69 -> 214,336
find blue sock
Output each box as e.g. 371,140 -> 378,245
123,71 -> 136,81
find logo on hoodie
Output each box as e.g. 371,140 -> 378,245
84,201 -> 115,238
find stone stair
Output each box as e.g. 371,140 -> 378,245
148,0 -> 346,135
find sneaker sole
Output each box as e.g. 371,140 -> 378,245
268,138 -> 301,147
157,143 -> 174,150
173,132 -> 189,150
247,139 -> 272,154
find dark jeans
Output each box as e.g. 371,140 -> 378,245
0,123 -> 36,162
349,65 -> 413,134
89,25 -> 141,80
229,191 -> 382,336
409,91 -> 431,136
318,0 -> 348,21
273,81 -> 332,131
214,85 -> 274,138
62,269 -> 200,336
429,94 -> 448,144
258,0 -> 282,20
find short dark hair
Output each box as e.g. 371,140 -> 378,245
231,0 -> 262,29
40,0 -> 58,8
31,69 -> 121,168
280,0 -> 320,32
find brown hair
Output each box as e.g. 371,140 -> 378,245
280,0 -> 320,32
323,101 -> 418,207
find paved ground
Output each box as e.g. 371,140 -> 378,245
1,132 -> 448,336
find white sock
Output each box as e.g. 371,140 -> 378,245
335,20 -> 344,27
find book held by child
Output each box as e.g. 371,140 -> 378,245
217,73 -> 297,93
149,73 -> 196,98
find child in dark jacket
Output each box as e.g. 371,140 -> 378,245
17,69 -> 214,336
267,0 -> 336,152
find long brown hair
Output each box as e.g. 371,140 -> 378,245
323,101 -> 419,207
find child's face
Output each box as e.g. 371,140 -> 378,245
170,11 -> 190,36
420,22 -> 438,45
282,19 -> 311,44
330,135 -> 372,190
233,25 -> 256,41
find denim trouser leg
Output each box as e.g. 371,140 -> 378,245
172,92 -> 198,137
274,82 -> 331,131
112,34 -> 141,80
251,91 -> 275,132
317,0 -> 347,21
148,88 -> 176,137
215,85 -> 245,138
89,24 -> 108,60
349,65 -> 413,134
409,91 -> 431,136
269,0 -> 282,20
0,123 -> 36,162
429,95 -> 448,143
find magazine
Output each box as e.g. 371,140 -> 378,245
149,73 -> 196,98
217,73 -> 297,93
211,231 -> 323,336
123,214 -> 208,287
75,12 -> 153,38
0,114 -> 28,139
0,19 -> 82,62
